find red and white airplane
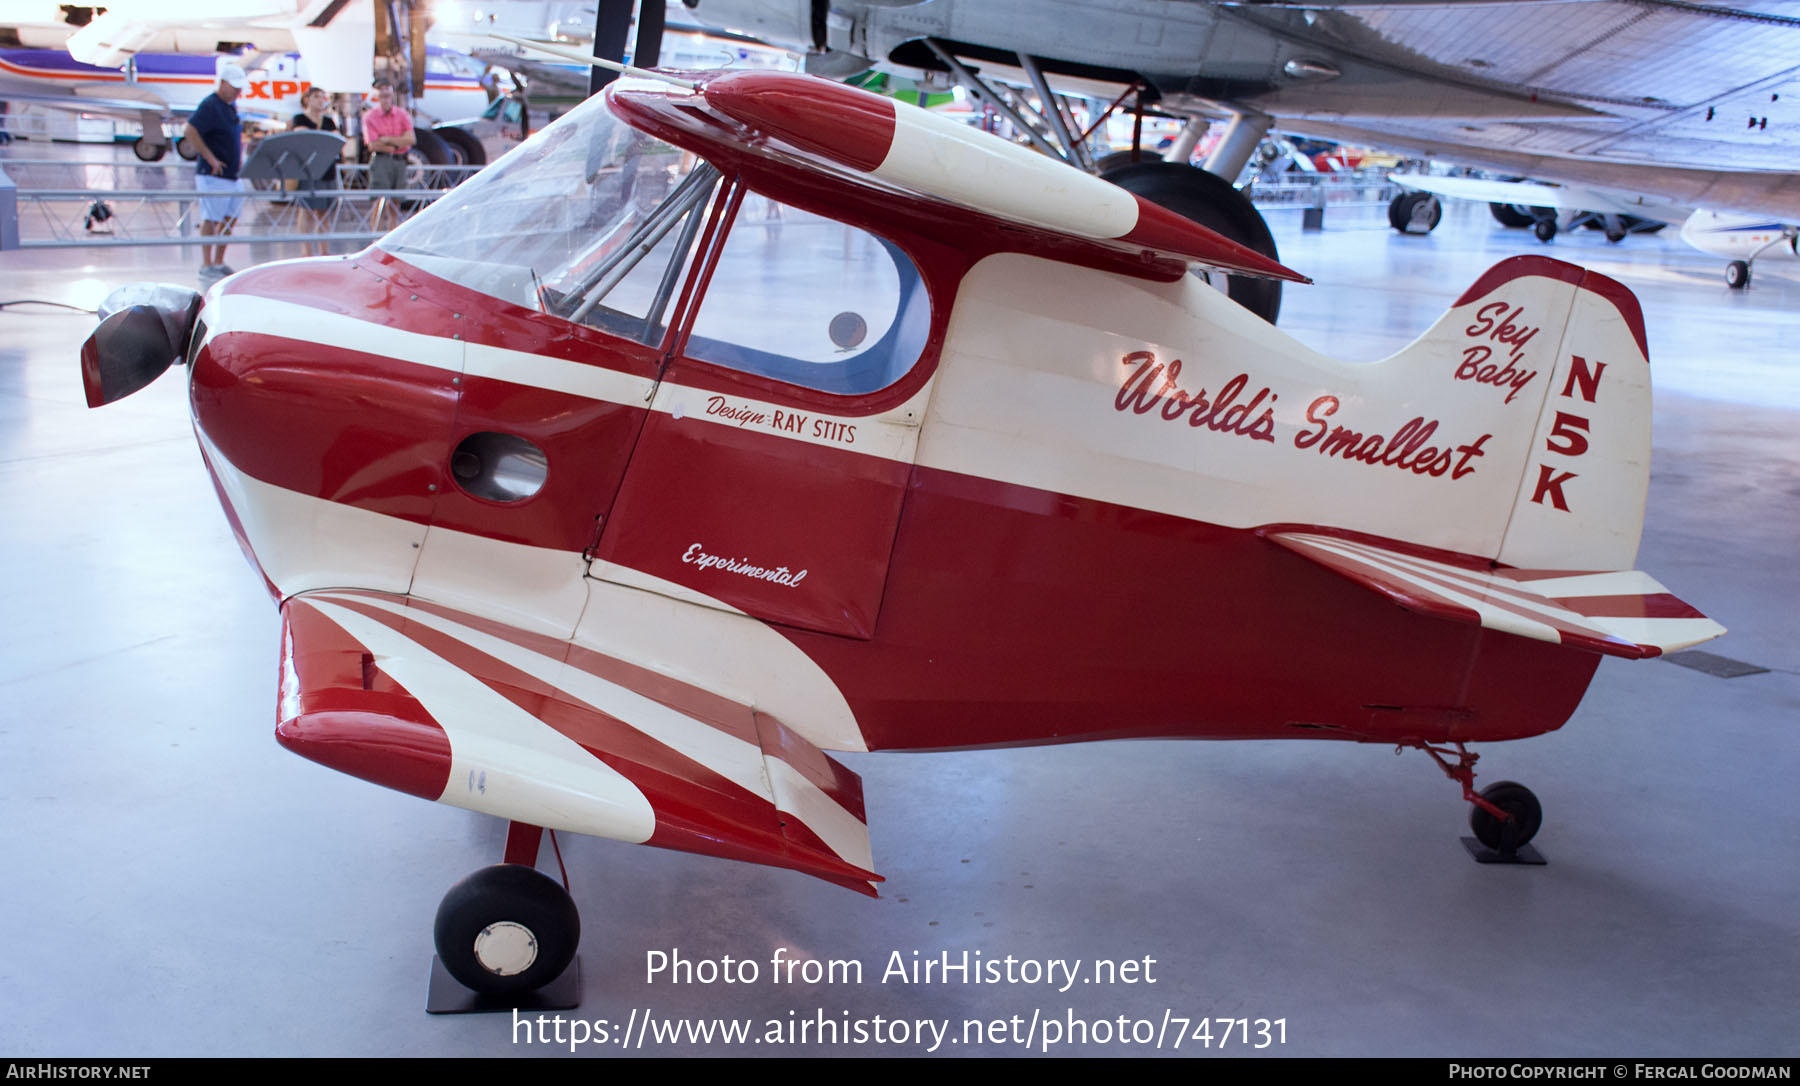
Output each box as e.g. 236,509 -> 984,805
79,66 -> 1723,999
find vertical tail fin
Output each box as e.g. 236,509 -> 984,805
1263,256 -> 1719,655
1326,255 -> 1652,569
1461,259 -> 1652,570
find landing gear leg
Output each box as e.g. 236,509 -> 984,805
426,821 -> 584,1012
1405,740 -> 1546,865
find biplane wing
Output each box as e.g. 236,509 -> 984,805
612,70 -> 1310,287
277,589 -> 881,894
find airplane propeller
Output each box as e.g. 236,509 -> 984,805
79,284 -> 201,408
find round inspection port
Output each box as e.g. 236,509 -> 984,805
450,432 -> 548,503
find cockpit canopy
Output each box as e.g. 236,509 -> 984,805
380,91 -> 931,396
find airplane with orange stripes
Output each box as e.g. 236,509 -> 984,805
77,65 -> 1723,1000
0,45 -> 492,161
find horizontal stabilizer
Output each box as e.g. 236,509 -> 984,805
1265,530 -> 1724,659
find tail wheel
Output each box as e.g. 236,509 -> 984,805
434,864 -> 580,995
1468,781 -> 1543,854
1100,161 -> 1283,325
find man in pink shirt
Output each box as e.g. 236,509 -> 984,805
363,78 -> 415,231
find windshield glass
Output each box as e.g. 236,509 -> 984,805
379,91 -> 713,342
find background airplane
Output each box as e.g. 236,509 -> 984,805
1387,173 -> 1800,289
1,44 -> 494,163
678,0 -> 1800,312
1386,174 -> 1689,245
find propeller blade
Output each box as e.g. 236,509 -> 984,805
79,289 -> 199,408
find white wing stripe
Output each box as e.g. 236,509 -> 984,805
302,598 -> 658,842
314,591 -> 874,869
1508,570 -> 1665,598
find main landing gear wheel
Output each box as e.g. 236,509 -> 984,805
132,137 -> 167,163
1488,201 -> 1542,228
1387,191 -> 1441,234
1726,260 -> 1752,289
434,125 -> 487,169
1468,780 -> 1543,856
434,863 -> 580,996
1100,161 -> 1284,325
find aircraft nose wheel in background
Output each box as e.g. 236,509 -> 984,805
433,863 -> 581,997
1387,191 -> 1441,234
1100,161 -> 1284,325
1533,218 -> 1559,243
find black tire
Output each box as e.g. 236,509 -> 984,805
1100,161 -> 1283,324
1092,149 -> 1158,174
1387,191 -> 1441,234
434,864 -> 580,996
1469,781 -> 1543,853
175,138 -> 199,162
132,137 -> 166,163
400,127 -> 455,208
1726,260 -> 1751,289
434,125 -> 486,169
411,125 -> 452,165
1533,218 -> 1557,243
1488,202 -> 1536,228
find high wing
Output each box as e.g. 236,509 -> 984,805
682,0 -> 1800,220
277,589 -> 881,895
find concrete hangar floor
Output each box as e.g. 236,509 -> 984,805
2,185 -> 1796,1057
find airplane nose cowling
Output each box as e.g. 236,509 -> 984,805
79,284 -> 202,408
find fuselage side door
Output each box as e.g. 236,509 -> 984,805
587,188 -> 937,640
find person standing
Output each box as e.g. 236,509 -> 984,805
362,78 -> 415,233
288,87 -> 340,257
184,63 -> 249,277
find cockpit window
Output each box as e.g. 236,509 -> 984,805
380,89 -> 931,390
682,192 -> 930,395
378,91 -> 710,345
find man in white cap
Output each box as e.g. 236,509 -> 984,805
183,63 -> 249,278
